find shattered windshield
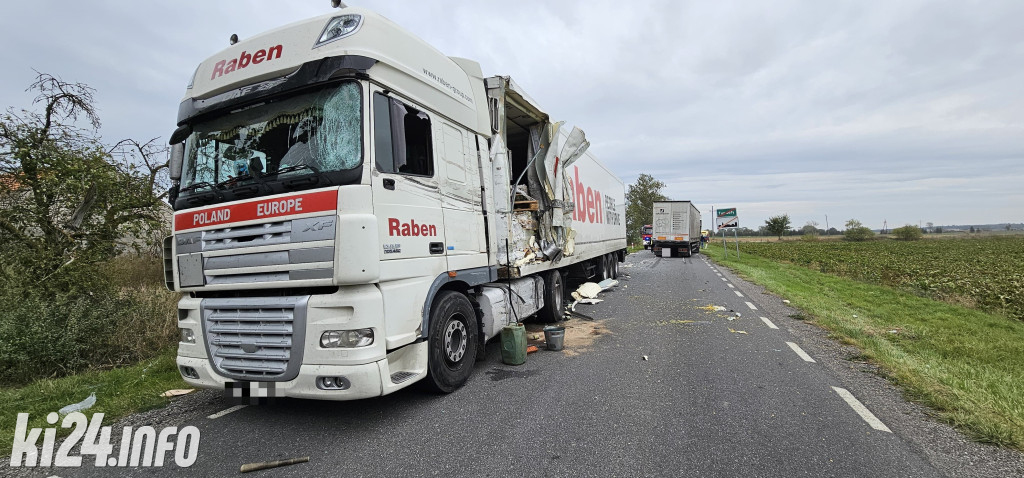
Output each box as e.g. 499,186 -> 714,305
180,81 -> 362,193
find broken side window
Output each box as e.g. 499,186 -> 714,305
372,92 -> 434,177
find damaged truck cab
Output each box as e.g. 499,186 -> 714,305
165,6 -> 626,399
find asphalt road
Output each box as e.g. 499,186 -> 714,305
14,251 -> 1024,477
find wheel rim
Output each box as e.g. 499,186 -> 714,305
443,316 -> 468,365
552,273 -> 563,311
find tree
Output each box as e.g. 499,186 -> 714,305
969,226 -> 976,233
934,226 -> 943,234
625,173 -> 668,244
800,221 -> 821,236
843,219 -> 875,241
0,72 -> 169,279
892,224 -> 923,241
764,214 -> 791,240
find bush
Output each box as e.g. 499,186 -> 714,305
801,233 -> 820,242
893,225 -> 924,241
844,227 -> 875,241
0,256 -> 177,385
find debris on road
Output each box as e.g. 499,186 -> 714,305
783,300 -> 791,304
729,328 -> 748,335
240,456 -> 310,473
59,392 -> 96,415
642,355 -> 649,361
527,345 -> 539,354
161,389 -> 195,398
697,305 -> 727,312
574,282 -> 603,299
578,298 -> 603,304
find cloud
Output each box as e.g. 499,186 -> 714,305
1,0 -> 1021,227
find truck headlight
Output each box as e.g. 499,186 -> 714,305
180,328 -> 196,344
320,329 -> 374,348
314,14 -> 363,48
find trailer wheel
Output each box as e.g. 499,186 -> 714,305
423,291 -> 479,393
539,269 -> 565,323
608,254 -> 618,279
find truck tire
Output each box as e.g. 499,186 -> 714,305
423,290 -> 479,393
595,256 -> 610,281
608,254 -> 618,279
538,269 -> 565,323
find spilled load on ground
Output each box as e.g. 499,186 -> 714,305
163,5 -> 626,400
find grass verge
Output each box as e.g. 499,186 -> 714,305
1,348 -> 187,453
704,246 -> 1024,450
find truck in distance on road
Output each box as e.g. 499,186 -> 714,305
651,201 -> 701,257
162,4 -> 626,400
642,224 -> 653,249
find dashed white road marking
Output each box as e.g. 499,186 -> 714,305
207,405 -> 248,419
734,291 -> 744,297
760,316 -> 778,329
832,387 -> 892,433
727,283 -> 735,288
716,273 -> 722,277
721,278 -> 728,282
745,301 -> 758,310
786,341 -> 816,363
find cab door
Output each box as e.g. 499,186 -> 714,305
370,89 -> 445,263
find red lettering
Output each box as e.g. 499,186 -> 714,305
574,167 -> 586,221
211,60 -> 226,80
586,188 -> 595,222
267,45 -> 283,61
387,218 -> 437,237
594,189 -> 602,223
208,45 -> 283,81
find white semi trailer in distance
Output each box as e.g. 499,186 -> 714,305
163,5 -> 626,399
651,200 -> 702,257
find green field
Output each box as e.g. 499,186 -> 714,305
730,236 -> 1024,321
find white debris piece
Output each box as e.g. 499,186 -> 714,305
576,282 -> 602,298
59,392 -> 97,415
597,279 -> 618,290
578,298 -> 603,304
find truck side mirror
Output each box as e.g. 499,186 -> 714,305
168,125 -> 191,181
169,143 -> 185,181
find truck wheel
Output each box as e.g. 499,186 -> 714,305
608,255 -> 618,279
424,291 -> 479,393
539,269 -> 565,323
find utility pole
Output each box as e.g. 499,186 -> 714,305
825,214 -> 829,235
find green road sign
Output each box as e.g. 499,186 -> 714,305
716,208 -> 737,218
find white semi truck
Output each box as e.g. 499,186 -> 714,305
651,201 -> 701,257
163,5 -> 626,399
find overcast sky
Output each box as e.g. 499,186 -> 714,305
2,1 -> 1021,229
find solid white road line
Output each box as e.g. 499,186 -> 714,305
207,405 -> 248,419
832,387 -> 892,433
745,301 -> 758,310
760,316 -> 779,329
734,291 -> 744,297
727,283 -> 735,288
786,341 -> 816,363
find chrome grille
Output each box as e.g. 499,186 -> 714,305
202,296 -> 308,381
175,215 -> 336,288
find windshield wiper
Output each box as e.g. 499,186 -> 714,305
178,181 -> 219,194
271,164 -> 333,187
